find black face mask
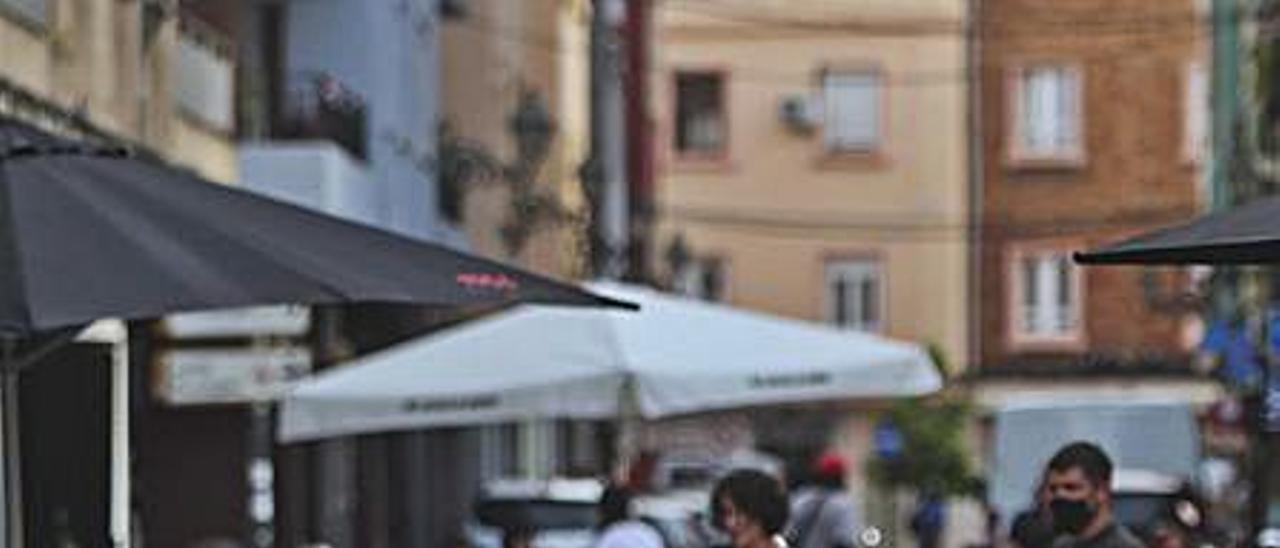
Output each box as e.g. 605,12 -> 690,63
1049,497 -> 1097,535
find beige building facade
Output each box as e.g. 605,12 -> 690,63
651,0 -> 972,538
441,0 -> 592,279
0,0 -> 237,182
654,0 -> 970,373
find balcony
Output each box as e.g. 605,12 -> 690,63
239,141 -> 377,227
275,72 -> 368,161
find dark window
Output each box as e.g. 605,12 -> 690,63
675,72 -> 725,154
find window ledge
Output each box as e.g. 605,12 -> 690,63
814,149 -> 890,171
1004,154 -> 1087,172
1007,332 -> 1087,352
670,153 -> 736,174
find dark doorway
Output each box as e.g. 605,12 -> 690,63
21,342 -> 111,547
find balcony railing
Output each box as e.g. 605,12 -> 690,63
275,72 -> 368,161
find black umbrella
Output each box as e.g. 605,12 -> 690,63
1074,194 -> 1280,265
0,115 -> 633,546
1075,196 -> 1280,545
0,117 -> 631,333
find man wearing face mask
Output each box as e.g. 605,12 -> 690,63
1042,442 -> 1143,548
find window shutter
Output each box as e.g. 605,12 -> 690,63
824,73 -> 880,151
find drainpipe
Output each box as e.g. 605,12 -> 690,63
1212,0 -> 1240,210
966,0 -> 985,380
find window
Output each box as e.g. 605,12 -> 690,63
1013,65 -> 1082,159
674,257 -> 726,302
674,72 -> 725,155
823,71 -> 882,152
1186,62 -> 1208,162
174,29 -> 235,131
1013,251 -> 1080,340
826,259 -> 883,332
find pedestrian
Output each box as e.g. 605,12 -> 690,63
595,483 -> 665,548
711,469 -> 790,548
786,451 -> 860,548
1039,442 -> 1142,548
910,491 -> 945,548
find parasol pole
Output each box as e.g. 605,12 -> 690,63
614,375 -> 641,481
1,334 -> 20,548
78,320 -> 130,547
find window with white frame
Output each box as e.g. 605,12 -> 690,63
1186,62 -> 1208,162
825,259 -> 883,332
823,71 -> 882,152
174,28 -> 235,132
1015,251 -> 1079,339
1014,65 -> 1081,159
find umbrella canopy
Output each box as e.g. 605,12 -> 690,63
279,281 -> 941,442
0,115 -> 631,336
1074,194 -> 1280,265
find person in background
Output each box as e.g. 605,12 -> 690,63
1040,442 -> 1142,548
910,491 -> 945,548
711,469 -> 790,548
595,483 -> 665,548
786,452 -> 860,548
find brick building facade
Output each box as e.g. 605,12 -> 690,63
976,0 -> 1206,375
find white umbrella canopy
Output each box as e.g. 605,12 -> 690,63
279,281 -> 942,442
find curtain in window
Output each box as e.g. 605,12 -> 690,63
1020,67 -> 1078,155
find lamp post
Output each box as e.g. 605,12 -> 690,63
500,89 -> 558,258
509,89 -> 555,171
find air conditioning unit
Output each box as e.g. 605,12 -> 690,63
779,95 -> 820,133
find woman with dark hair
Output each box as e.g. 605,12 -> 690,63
711,469 -> 790,548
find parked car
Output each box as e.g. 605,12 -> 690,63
1111,469 -> 1224,548
462,478 -> 603,548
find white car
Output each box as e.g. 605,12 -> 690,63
463,478 -> 604,548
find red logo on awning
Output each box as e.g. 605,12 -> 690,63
456,273 -> 520,292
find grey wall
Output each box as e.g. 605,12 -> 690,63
285,0 -> 463,245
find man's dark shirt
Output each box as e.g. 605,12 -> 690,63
1055,522 -> 1143,548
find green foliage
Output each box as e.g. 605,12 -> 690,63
866,398 -> 977,497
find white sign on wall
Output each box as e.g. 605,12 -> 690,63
163,305 -> 311,338
157,347 -> 312,405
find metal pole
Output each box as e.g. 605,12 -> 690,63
109,325 -> 130,548
608,374 -> 646,483
1239,266 -> 1275,547
591,0 -> 629,280
75,319 -> 131,548
1,335 -> 21,548
1255,267 -> 1274,548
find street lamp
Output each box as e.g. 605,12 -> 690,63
509,88 -> 555,168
